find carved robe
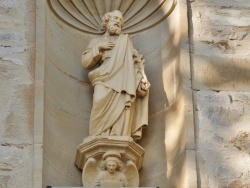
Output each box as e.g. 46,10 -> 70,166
95,171 -> 128,187
82,34 -> 149,140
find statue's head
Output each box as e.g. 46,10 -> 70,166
106,158 -> 119,173
100,151 -> 123,173
102,10 -> 124,35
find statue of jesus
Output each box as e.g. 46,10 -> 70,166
82,10 -> 150,140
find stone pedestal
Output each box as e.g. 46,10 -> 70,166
75,136 -> 145,187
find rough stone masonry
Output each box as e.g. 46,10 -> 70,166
0,0 -> 250,188
189,0 -> 250,187
0,0 -> 35,187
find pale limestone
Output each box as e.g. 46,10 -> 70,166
194,90 -> 250,187
0,0 -> 35,188
76,10 -> 149,186
192,1 -> 250,58
76,137 -> 142,187
193,55 -> 250,92
189,1 -> 250,186
81,10 -> 149,140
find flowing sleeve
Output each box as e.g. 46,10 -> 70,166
82,38 -> 103,69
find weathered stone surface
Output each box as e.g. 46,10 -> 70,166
230,132 -> 250,151
0,0 -> 35,187
190,0 -> 250,95
192,1 -> 250,56
189,1 -> 250,186
187,0 -> 250,185
6,0 -> 250,187
228,180 -> 250,188
193,55 -> 250,92
0,145 -> 33,188
194,90 -> 250,187
76,138 -> 142,187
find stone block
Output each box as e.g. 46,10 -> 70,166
193,55 -> 250,92
194,90 -> 250,187
192,1 -> 250,57
0,145 -> 33,188
1,84 -> 33,144
0,0 -> 35,188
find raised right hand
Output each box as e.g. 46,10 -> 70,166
97,41 -> 115,51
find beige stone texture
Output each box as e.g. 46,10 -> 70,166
193,56 -> 250,92
187,0 -> 250,187
75,137 -> 144,170
8,0 -> 250,187
80,10 -> 150,140
0,0 -> 35,188
191,1 -> 250,92
194,90 -> 250,187
76,138 -> 142,187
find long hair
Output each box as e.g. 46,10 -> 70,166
101,10 -> 124,30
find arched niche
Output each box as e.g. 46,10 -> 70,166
43,0 -> 186,187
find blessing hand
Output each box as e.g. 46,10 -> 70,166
97,42 -> 115,51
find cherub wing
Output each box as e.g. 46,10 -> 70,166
82,157 -> 100,186
123,160 -> 139,187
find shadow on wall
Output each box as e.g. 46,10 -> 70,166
185,0 -> 250,187
136,4 -> 187,187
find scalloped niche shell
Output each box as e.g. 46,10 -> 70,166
47,0 -> 177,35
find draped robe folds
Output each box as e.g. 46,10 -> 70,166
82,34 -> 149,140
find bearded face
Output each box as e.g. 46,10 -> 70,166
107,20 -> 122,35
102,10 -> 123,35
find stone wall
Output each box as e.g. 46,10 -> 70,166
0,0 -> 35,188
0,0 -> 250,188
187,0 -> 250,187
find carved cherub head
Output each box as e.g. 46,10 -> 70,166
100,151 -> 123,173
102,10 -> 124,35
106,158 -> 119,174
82,151 -> 138,187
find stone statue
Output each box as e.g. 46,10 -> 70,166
82,10 -> 150,140
95,151 -> 127,187
82,151 -> 139,187
76,10 -> 149,187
